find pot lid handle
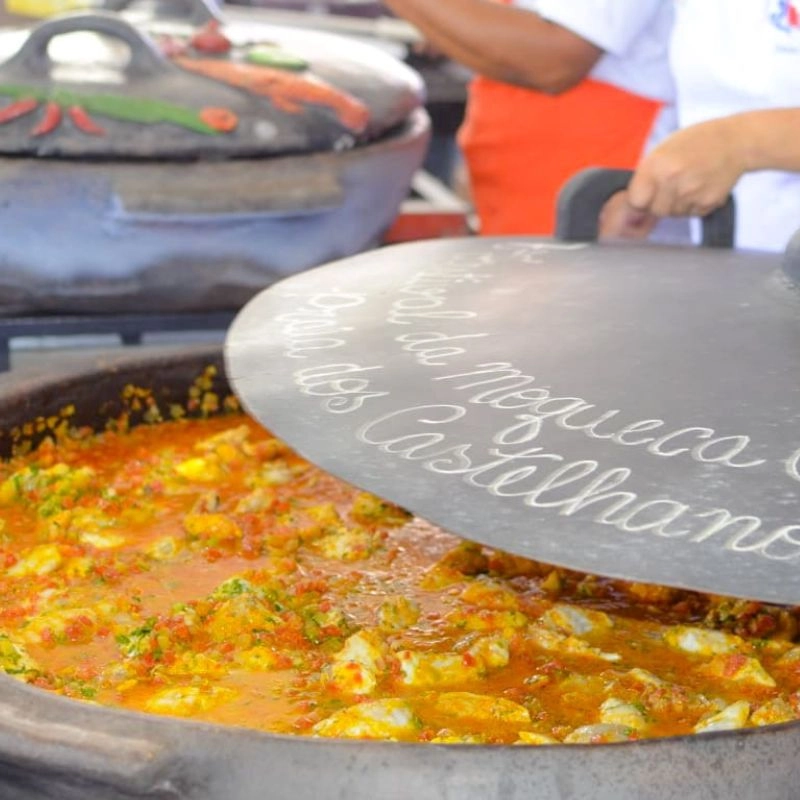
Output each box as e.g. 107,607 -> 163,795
102,0 -> 223,25
3,12 -> 175,79
554,167 -> 736,249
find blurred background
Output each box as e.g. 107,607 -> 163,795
0,0 -> 473,375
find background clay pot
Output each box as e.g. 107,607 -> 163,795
0,10 -> 430,315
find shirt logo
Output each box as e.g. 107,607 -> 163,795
770,0 -> 800,31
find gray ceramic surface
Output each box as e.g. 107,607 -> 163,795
226,235 -> 800,605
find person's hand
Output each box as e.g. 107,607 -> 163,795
599,190 -> 658,241
626,117 -> 746,218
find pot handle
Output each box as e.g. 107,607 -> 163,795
4,12 -> 174,79
555,167 -> 736,249
102,0 -> 223,25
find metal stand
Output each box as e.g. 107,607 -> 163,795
384,170 -> 472,242
0,311 -> 236,372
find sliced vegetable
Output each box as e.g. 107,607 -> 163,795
68,106 -> 106,137
0,83 -> 225,136
190,20 -> 232,55
245,46 -> 309,72
199,106 -> 239,133
31,101 -> 61,137
0,97 -> 38,124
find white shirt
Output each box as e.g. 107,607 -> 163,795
671,0 -> 800,252
518,0 -> 675,103
515,0 -> 676,151
509,0 -> 681,253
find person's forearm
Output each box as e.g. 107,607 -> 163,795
735,108 -> 800,173
382,0 -> 601,92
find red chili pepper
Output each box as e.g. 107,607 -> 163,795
31,102 -> 62,137
68,106 -> 106,137
190,20 -> 232,54
0,97 -> 38,124
198,106 -> 238,133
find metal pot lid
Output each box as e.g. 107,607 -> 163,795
225,178 -> 800,605
0,7 -> 424,158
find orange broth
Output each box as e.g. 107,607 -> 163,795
1,411 -> 800,745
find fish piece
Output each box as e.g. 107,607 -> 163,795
7,543 -> 62,577
183,513 -> 242,545
515,732 -> 559,745
350,492 -> 411,527
312,698 -> 420,740
693,700 -> 751,733
599,698 -> 648,731
433,691 -> 531,725
460,577 -> 521,610
164,651 -> 227,679
145,536 -> 183,561
396,636 -> 510,688
235,646 -> 285,672
0,633 -> 39,680
702,654 -> 776,688
664,626 -> 744,656
22,608 -> 97,644
174,456 -> 225,482
206,593 -> 279,642
750,698 -> 797,727
430,732 -> 486,743
378,597 -> 420,632
145,685 -> 236,717
446,607 -> 528,635
540,604 -> 613,637
80,530 -> 126,549
528,626 -> 621,662
312,525 -> 377,562
325,631 -> 386,695
564,724 -> 638,744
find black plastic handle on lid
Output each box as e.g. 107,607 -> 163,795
4,12 -> 174,78
555,167 -> 736,249
102,0 -> 222,25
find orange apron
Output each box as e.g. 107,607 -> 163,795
457,7 -> 662,235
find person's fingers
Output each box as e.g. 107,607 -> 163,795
647,180 -> 680,218
690,194 -> 727,218
599,191 -> 658,241
664,190 -> 722,218
598,190 -> 632,238
626,169 -> 658,213
598,189 -> 628,223
647,172 -> 718,217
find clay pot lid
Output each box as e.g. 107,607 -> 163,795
0,8 -> 424,159
224,208 -> 800,606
